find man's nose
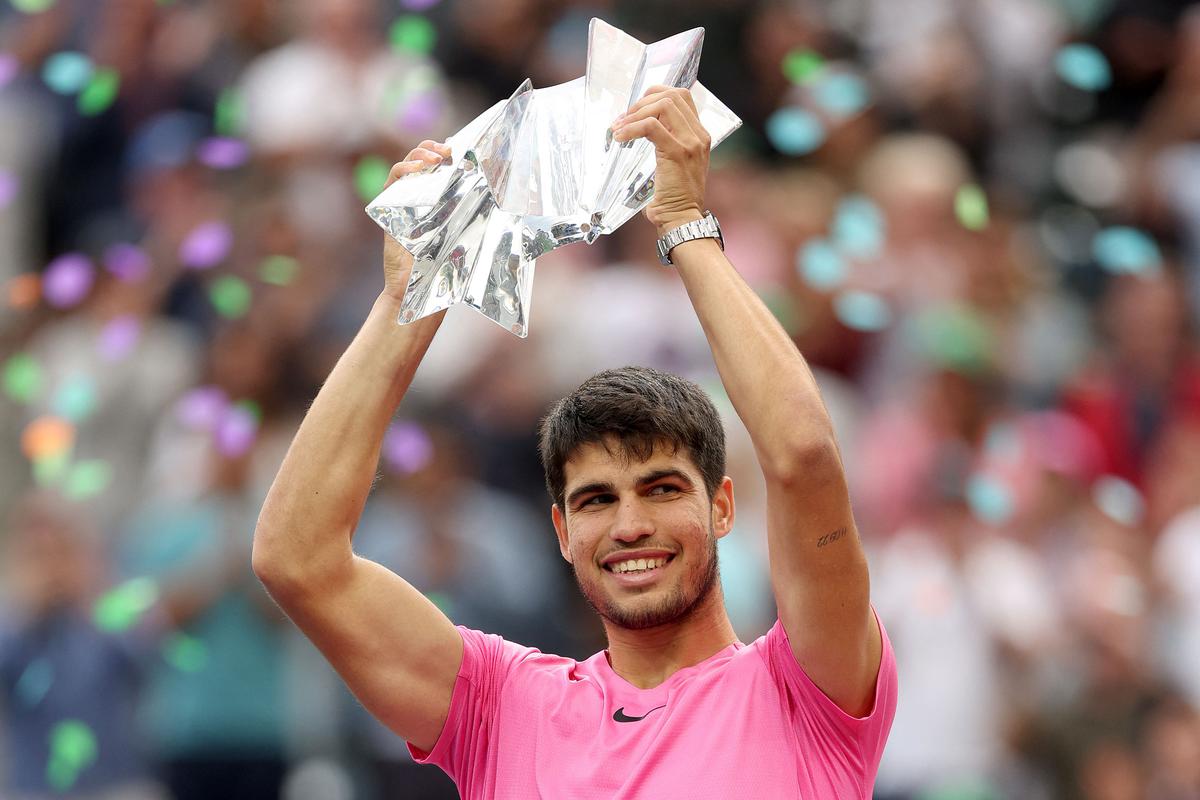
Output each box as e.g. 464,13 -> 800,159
610,498 -> 654,542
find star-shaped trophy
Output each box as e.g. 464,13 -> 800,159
365,18 -> 742,337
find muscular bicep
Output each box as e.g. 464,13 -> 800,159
264,555 -> 463,753
764,452 -> 880,718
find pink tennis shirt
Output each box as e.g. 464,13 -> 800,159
408,612 -> 898,798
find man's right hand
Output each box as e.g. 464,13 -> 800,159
382,140 -> 453,301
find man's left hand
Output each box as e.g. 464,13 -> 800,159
612,85 -> 711,235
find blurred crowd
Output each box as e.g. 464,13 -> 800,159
1,0 -> 1200,798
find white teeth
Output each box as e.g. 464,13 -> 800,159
610,557 -> 668,574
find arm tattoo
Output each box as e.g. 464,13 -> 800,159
816,527 -> 848,548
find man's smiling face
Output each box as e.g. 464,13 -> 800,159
551,436 -> 734,631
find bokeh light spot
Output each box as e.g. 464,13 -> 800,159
832,195 -> 885,259
99,315 -> 142,361
0,54 -> 19,89
21,417 -> 74,462
209,276 -> 251,319
163,633 -> 209,672
197,137 -> 250,170
813,72 -> 870,118
11,0 -> 56,11
782,48 -> 825,84
103,242 -> 151,282
766,108 -> 825,156
215,403 -> 259,457
1092,226 -> 1161,274
797,240 -> 846,290
65,459 -> 112,500
180,221 -> 233,269
833,290 -> 892,331
397,91 -> 444,134
259,255 -> 299,286
390,15 -> 437,54
214,88 -> 244,137
355,155 -> 391,202
0,170 -> 18,209
384,421 -> 434,474
33,451 -> 70,486
77,67 -> 119,115
4,353 -> 41,402
1055,44 -> 1112,92
93,577 -> 158,632
46,720 -> 97,792
42,51 -> 92,94
15,658 -> 53,707
43,253 -> 95,308
51,375 -> 97,422
954,184 -> 989,231
7,273 -> 40,309
966,473 -> 1015,524
401,0 -> 441,9
1093,475 -> 1144,526
176,386 -> 228,430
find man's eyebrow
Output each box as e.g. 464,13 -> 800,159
566,481 -> 615,507
636,468 -> 693,487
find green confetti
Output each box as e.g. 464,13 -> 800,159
77,68 -> 119,115
10,0 -> 56,12
46,720 -> 97,791
32,451 -> 70,486
4,353 -> 42,403
954,184 -> 989,231
93,577 -> 158,632
162,633 -> 208,672
390,15 -> 436,54
51,375 -> 97,422
209,276 -> 252,318
214,87 -> 244,137
259,255 -> 299,286
354,155 -> 391,202
64,459 -> 112,500
782,48 -> 825,84
233,398 -> 262,422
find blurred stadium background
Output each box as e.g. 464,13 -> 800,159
1,0 -> 1200,798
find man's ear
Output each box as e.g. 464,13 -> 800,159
712,476 -> 735,539
551,504 -> 572,563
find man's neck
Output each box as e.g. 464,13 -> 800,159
601,591 -> 740,690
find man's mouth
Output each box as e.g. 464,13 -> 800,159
604,555 -> 674,574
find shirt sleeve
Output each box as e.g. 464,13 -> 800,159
761,607 -> 898,790
406,625 -> 539,789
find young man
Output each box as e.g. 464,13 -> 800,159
253,86 -> 897,797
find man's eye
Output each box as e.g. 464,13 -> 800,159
649,485 -> 678,496
582,494 -> 614,507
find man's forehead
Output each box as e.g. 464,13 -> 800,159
563,437 -> 696,484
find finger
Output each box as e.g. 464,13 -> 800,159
405,146 -> 448,164
612,116 -> 684,155
617,97 -> 704,152
644,84 -> 699,116
416,139 -> 452,157
384,157 -> 434,187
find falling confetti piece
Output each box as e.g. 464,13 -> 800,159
21,417 -> 74,461
1093,475 -> 1143,526
0,170 -> 18,209
0,54 -> 19,88
163,633 -> 208,672
782,48 -> 825,84
4,353 -> 42,402
214,87 -> 244,137
766,107 -> 825,156
1055,44 -> 1111,92
355,155 -> 391,202
397,91 -> 443,133
832,195 -> 885,259
7,273 -> 40,309
259,255 -> 299,286
11,0 -> 56,12
103,242 -> 151,281
46,720 -> 97,792
33,451 -> 70,486
1092,226 -> 1161,274
15,658 -> 53,707
77,67 -> 119,115
42,51 -> 92,94
912,305 -> 993,373
833,290 -> 892,331
51,375 -> 97,422
209,275 -> 251,318
812,72 -> 870,118
176,386 -> 228,430
215,403 -> 259,457
384,421 -> 434,473
42,253 -> 95,308
797,240 -> 846,290
94,577 -> 158,632
99,315 -> 142,360
65,459 -> 112,500
196,136 -> 250,169
390,15 -> 437,54
966,473 -> 1015,524
954,184 -> 989,231
180,221 -> 232,269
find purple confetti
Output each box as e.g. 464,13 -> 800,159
0,172 -> 17,210
398,92 -> 443,134
196,137 -> 250,170
103,242 -> 150,282
98,315 -> 141,361
179,221 -> 232,269
384,422 -> 434,474
175,386 -> 228,431
0,55 -> 17,90
400,0 -> 442,9
215,405 -> 258,457
42,253 -> 95,309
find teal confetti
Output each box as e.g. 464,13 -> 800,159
966,474 -> 1015,524
42,51 -> 92,94
1055,44 -> 1111,92
163,633 -> 209,672
832,195 -> 885,259
51,375 -> 97,422
797,240 -> 846,289
766,108 -> 825,156
93,577 -> 158,632
15,658 -> 53,707
833,290 -> 891,331
1093,475 -> 1143,526
813,72 -> 870,118
1092,226 -> 1161,274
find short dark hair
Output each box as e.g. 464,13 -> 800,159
538,366 -> 726,508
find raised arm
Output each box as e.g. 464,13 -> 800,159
614,89 -> 881,716
251,142 -> 464,752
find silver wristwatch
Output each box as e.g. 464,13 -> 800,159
655,212 -> 724,266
